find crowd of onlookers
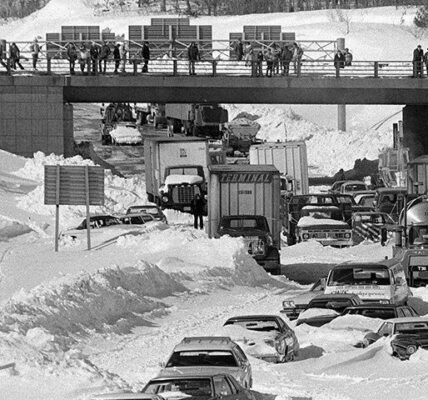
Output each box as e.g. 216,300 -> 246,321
412,44 -> 428,78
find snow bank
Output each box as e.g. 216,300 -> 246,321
14,152 -> 148,227
0,262 -> 187,346
0,217 -> 33,241
117,228 -> 283,288
226,105 -> 390,176
297,216 -> 349,228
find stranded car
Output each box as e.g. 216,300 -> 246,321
161,337 -> 252,388
223,315 -> 299,363
144,373 -> 257,400
126,205 -> 167,223
342,303 -> 419,320
359,317 -> 428,360
119,212 -> 156,225
296,293 -> 362,327
281,278 -> 326,320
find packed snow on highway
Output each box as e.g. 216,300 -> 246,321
0,149 -> 427,400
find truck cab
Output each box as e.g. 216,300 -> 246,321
217,215 -> 280,275
159,165 -> 207,213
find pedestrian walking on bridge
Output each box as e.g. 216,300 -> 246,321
66,42 -> 77,74
141,41 -> 150,73
0,41 -> 8,70
30,38 -> 41,71
9,43 -> 24,70
188,42 -> 200,75
98,41 -> 111,74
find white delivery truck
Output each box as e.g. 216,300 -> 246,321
249,141 -> 309,196
144,136 -> 210,212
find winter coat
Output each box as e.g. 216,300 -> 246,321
90,45 -> 99,60
9,44 -> 20,60
99,44 -> 111,60
425,52 -> 428,63
265,51 -> 274,65
67,45 -> 77,61
119,45 -> 127,59
344,51 -> 353,66
281,47 -> 293,62
113,46 -> 121,60
188,44 -> 200,61
292,45 -> 303,61
141,44 -> 150,60
413,48 -> 424,62
334,52 -> 345,68
30,42 -> 40,55
79,47 -> 89,61
235,41 -> 244,58
191,196 -> 205,215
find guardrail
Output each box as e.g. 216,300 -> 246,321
0,57 -> 420,78
0,41 -> 421,78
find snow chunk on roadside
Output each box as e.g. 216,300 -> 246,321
117,228 -> 284,288
0,262 -> 187,346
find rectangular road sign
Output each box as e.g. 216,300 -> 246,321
44,165 -> 104,206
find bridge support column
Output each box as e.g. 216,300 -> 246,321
403,105 -> 428,160
0,82 -> 72,158
338,104 -> 346,131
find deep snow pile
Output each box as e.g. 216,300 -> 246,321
14,152 -> 147,227
226,104 -> 391,176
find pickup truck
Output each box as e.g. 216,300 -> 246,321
217,215 -> 280,275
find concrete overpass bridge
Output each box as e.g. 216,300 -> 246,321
0,72 -> 427,159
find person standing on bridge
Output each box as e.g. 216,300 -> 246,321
344,48 -> 353,67
234,38 -> 244,61
281,45 -> 293,76
292,42 -> 303,75
141,41 -> 150,73
188,42 -> 200,75
66,42 -> 77,75
30,38 -> 41,71
98,41 -> 111,74
78,44 -> 90,74
425,48 -> 428,76
113,43 -> 121,74
90,42 -> 99,75
9,43 -> 24,71
120,42 -> 128,73
413,44 -> 424,78
0,41 -> 8,71
265,47 -> 274,77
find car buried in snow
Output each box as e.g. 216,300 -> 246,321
358,317 -> 428,360
295,293 -> 363,327
223,315 -> 299,363
160,336 -> 252,389
280,278 -> 326,320
126,205 -> 168,223
92,373 -> 258,400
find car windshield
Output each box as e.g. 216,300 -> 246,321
166,350 -> 238,367
144,378 -> 213,399
395,321 -> 428,334
344,308 -> 396,319
220,217 -> 267,231
169,167 -> 200,175
225,319 -> 280,332
309,298 -> 355,311
77,217 -> 119,229
328,266 -> 391,286
344,184 -> 366,192
128,206 -> 160,216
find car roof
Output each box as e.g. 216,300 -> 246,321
383,317 -> 428,324
173,336 -> 236,352
149,372 -> 233,382
128,204 -> 159,209
120,212 -> 155,218
376,187 -> 407,193
225,315 -> 281,322
332,259 -> 398,268
345,303 -> 402,310
342,180 -> 366,185
311,293 -> 360,300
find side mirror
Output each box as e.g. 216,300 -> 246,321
158,361 -> 166,368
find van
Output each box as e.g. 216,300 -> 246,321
324,260 -> 411,305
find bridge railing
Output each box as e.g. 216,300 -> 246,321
0,40 -> 417,78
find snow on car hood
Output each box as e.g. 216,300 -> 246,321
164,175 -> 204,186
297,308 -> 340,320
218,325 -> 279,357
109,125 -> 142,144
297,216 -> 349,228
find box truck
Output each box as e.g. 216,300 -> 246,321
208,164 -> 282,274
249,141 -> 309,196
144,136 -> 210,212
165,103 -> 228,138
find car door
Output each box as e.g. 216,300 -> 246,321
225,375 -> 253,400
233,344 -> 252,388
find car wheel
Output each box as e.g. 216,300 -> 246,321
406,345 -> 418,355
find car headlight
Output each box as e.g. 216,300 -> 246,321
379,299 -> 390,304
344,232 -> 351,239
274,339 -> 286,354
162,195 -> 169,203
406,345 -> 418,355
302,233 -> 309,240
362,338 -> 370,347
282,300 -> 295,308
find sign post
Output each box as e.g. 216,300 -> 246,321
44,165 -> 104,251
